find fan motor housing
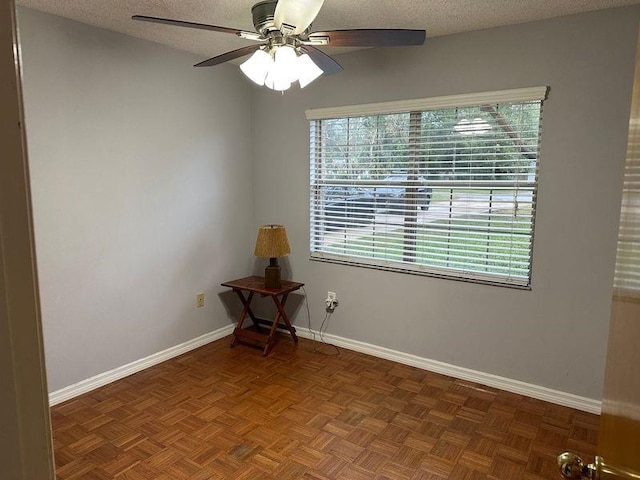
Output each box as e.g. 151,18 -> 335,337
251,1 -> 278,35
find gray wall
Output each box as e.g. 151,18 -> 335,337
17,5 -> 639,400
251,6 -> 640,399
18,8 -> 255,392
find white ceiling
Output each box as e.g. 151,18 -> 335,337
17,0 -> 640,63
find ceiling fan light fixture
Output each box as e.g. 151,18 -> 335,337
296,52 -> 323,88
134,2 -> 426,92
274,45 -> 299,83
274,0 -> 325,35
264,63 -> 292,91
135,1 -> 426,92
239,48 -> 273,86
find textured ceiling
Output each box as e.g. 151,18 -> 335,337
17,0 -> 640,62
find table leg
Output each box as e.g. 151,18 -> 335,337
262,293 -> 298,356
273,293 -> 298,343
234,290 -> 262,332
231,291 -> 255,347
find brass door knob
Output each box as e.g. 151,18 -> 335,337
558,452 -> 597,479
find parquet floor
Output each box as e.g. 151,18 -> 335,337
51,335 -> 599,479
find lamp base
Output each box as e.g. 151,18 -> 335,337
264,258 -> 281,289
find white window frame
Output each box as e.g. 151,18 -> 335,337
307,87 -> 548,289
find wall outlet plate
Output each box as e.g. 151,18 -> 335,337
196,293 -> 205,308
326,291 -> 339,310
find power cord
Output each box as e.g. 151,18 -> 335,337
301,286 -> 340,355
301,285 -> 316,343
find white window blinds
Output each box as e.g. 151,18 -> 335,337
307,87 -> 547,288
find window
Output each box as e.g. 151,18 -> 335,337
308,87 -> 548,288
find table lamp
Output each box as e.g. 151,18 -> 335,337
254,225 -> 290,288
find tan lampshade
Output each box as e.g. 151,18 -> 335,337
254,225 -> 291,258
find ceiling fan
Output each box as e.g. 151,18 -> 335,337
133,0 -> 426,91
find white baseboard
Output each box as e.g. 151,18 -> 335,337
50,323 -> 601,415
48,324 -> 235,406
297,329 -> 601,415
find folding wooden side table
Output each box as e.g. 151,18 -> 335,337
221,276 -> 304,356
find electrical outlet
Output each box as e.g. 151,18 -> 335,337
325,291 -> 339,311
196,293 -> 205,308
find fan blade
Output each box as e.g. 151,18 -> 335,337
304,46 -> 343,75
308,29 -> 426,47
274,0 -> 325,35
132,15 -> 257,38
194,45 -> 263,67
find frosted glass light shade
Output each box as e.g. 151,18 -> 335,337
239,49 -> 273,86
297,53 -> 323,88
264,46 -> 296,91
274,45 -> 299,83
274,0 -> 325,35
264,68 -> 292,91
241,45 -> 323,91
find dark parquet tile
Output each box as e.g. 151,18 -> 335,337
51,335 -> 599,479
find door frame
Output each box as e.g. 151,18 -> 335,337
0,1 -> 55,478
